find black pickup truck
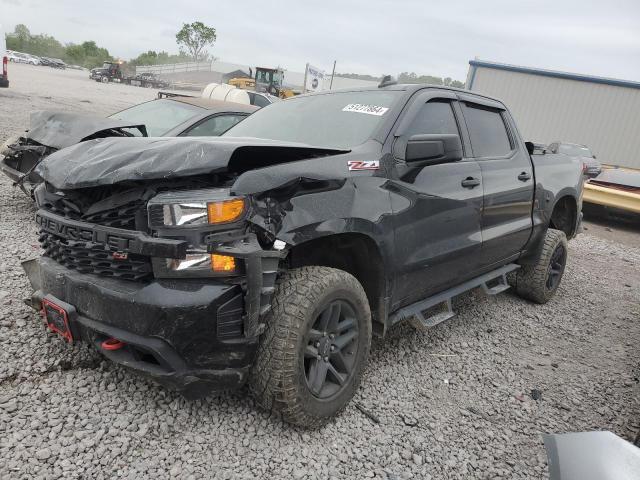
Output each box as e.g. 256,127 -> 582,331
22,81 -> 583,427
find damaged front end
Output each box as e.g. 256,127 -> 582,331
22,178 -> 290,397
0,137 -> 53,196
21,135 -> 354,396
1,110 -> 146,197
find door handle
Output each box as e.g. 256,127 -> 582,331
518,172 -> 531,181
461,177 -> 480,188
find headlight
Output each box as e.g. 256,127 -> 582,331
147,188 -> 245,276
157,198 -> 245,227
148,189 -> 245,228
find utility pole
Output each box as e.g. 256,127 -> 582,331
303,63 -> 309,93
330,60 -> 336,90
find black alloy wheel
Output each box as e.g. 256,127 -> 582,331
546,244 -> 566,290
304,300 -> 359,399
514,228 -> 568,304
249,266 -> 372,427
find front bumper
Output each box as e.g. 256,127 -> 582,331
23,257 -> 258,398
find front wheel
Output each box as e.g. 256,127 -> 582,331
249,266 -> 372,428
515,228 -> 568,304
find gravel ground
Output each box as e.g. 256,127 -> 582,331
1,64 -> 639,479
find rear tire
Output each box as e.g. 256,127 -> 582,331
515,228 -> 568,304
249,266 -> 371,428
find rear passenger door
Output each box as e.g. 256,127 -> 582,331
389,91 -> 484,307
458,95 -> 534,267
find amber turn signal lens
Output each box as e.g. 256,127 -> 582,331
207,198 -> 245,224
211,254 -> 236,272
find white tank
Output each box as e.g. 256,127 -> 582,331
201,82 -> 250,104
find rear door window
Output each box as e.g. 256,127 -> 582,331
183,114 -> 247,137
463,103 -> 513,158
249,93 -> 272,108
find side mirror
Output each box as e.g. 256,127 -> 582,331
525,141 -> 535,155
405,134 -> 462,164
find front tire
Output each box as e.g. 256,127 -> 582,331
515,228 -> 568,304
249,266 -> 372,428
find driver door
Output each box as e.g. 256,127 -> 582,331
388,92 -> 484,309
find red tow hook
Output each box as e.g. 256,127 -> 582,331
101,338 -> 126,351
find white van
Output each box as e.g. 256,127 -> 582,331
1,24 -> 9,87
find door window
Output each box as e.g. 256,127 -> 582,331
184,114 -> 247,137
463,104 -> 512,158
249,92 -> 272,108
406,100 -> 459,136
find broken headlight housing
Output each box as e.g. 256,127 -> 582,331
0,135 -> 20,156
147,188 -> 247,277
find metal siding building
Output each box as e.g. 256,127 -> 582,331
466,60 -> 640,169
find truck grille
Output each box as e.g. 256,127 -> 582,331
39,232 -> 153,282
36,188 -> 153,282
40,199 -> 143,230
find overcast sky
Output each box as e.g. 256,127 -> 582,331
2,0 -> 639,81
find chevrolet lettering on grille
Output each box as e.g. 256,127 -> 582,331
35,209 -> 188,259
36,212 -> 133,250
36,214 -> 94,241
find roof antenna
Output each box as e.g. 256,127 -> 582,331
378,75 -> 397,88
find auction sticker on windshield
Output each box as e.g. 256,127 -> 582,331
342,104 -> 389,116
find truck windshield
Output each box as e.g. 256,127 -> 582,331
223,90 -> 401,149
109,99 -> 203,136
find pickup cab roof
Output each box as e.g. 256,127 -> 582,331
300,82 -> 505,106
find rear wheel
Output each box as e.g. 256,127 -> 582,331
249,266 -> 371,428
515,228 -> 568,304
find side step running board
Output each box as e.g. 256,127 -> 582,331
390,263 -> 519,330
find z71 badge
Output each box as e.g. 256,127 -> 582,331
348,160 -> 380,171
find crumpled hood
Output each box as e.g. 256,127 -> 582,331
26,110 -> 146,150
36,136 -> 348,190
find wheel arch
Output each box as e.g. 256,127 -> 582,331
549,194 -> 579,239
286,232 -> 389,336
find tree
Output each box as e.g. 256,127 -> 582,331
14,24 -> 30,42
175,22 -> 216,62
81,41 -> 100,57
334,72 -> 380,82
396,71 -> 465,87
5,24 -> 111,67
129,50 -> 191,67
65,44 -> 86,65
7,24 -> 31,51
